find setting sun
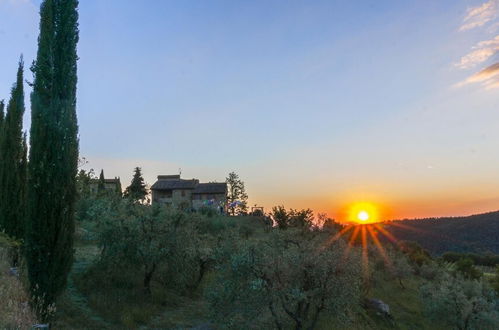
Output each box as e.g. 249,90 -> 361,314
357,211 -> 369,221
346,202 -> 380,224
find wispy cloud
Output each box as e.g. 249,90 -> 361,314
460,0 -> 499,31
455,1 -> 499,89
456,62 -> 499,88
456,35 -> 499,69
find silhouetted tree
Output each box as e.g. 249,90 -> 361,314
271,206 -> 315,230
114,177 -> 122,196
226,171 -> 248,215
25,0 -> 80,320
97,169 -> 105,193
0,58 -> 26,239
0,100 -> 4,131
271,205 -> 289,229
124,167 -> 147,203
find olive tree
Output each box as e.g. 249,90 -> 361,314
420,273 -> 499,329
208,229 -> 362,329
97,202 -> 203,294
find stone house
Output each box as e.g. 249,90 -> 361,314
151,175 -> 227,211
89,177 -> 121,194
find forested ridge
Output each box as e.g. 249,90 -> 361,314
383,211 -> 499,255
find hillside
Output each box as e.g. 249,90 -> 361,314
382,211 -> 499,255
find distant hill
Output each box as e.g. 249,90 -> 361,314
381,211 -> 499,255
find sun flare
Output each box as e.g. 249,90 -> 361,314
357,210 -> 369,221
348,202 -> 380,223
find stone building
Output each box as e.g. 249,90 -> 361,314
89,177 -> 121,194
151,174 -> 227,211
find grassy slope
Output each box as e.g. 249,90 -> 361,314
54,218 -> 447,329
0,235 -> 38,328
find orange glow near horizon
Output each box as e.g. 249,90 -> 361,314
346,202 -> 382,224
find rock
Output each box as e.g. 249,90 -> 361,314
364,298 -> 391,317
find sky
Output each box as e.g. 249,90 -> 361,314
1,0 -> 499,221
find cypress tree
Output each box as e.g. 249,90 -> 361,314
0,57 -> 26,239
124,167 -> 148,202
115,177 -> 122,196
0,100 -> 4,161
26,0 -> 79,319
98,169 -> 105,193
0,100 -> 4,129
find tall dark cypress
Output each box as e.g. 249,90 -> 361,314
0,100 -> 4,160
0,100 -> 5,129
26,0 -> 79,319
0,58 -> 26,239
98,169 -> 105,193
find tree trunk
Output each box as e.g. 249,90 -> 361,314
143,263 -> 156,295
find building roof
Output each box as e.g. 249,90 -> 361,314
90,178 -> 120,184
192,183 -> 227,194
150,178 -> 199,190
150,174 -> 226,194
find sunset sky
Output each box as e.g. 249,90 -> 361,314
1,0 -> 499,221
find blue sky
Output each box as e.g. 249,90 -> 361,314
1,0 -> 499,220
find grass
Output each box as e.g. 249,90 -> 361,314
0,238 -> 38,328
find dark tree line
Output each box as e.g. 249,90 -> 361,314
381,211 -> 499,255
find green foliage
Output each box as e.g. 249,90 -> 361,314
490,266 -> 499,293
398,240 -> 432,267
270,205 -> 315,230
455,257 -> 482,280
420,273 -> 499,329
388,253 -> 413,289
124,167 -> 148,203
443,251 -> 499,267
0,58 -> 26,239
319,213 -> 344,232
226,172 -> 248,215
207,229 -> 362,329
96,201 -> 206,294
25,0 -> 80,321
76,168 -> 95,198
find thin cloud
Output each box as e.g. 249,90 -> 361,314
456,62 -> 499,88
460,0 -> 498,31
456,35 -> 499,69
